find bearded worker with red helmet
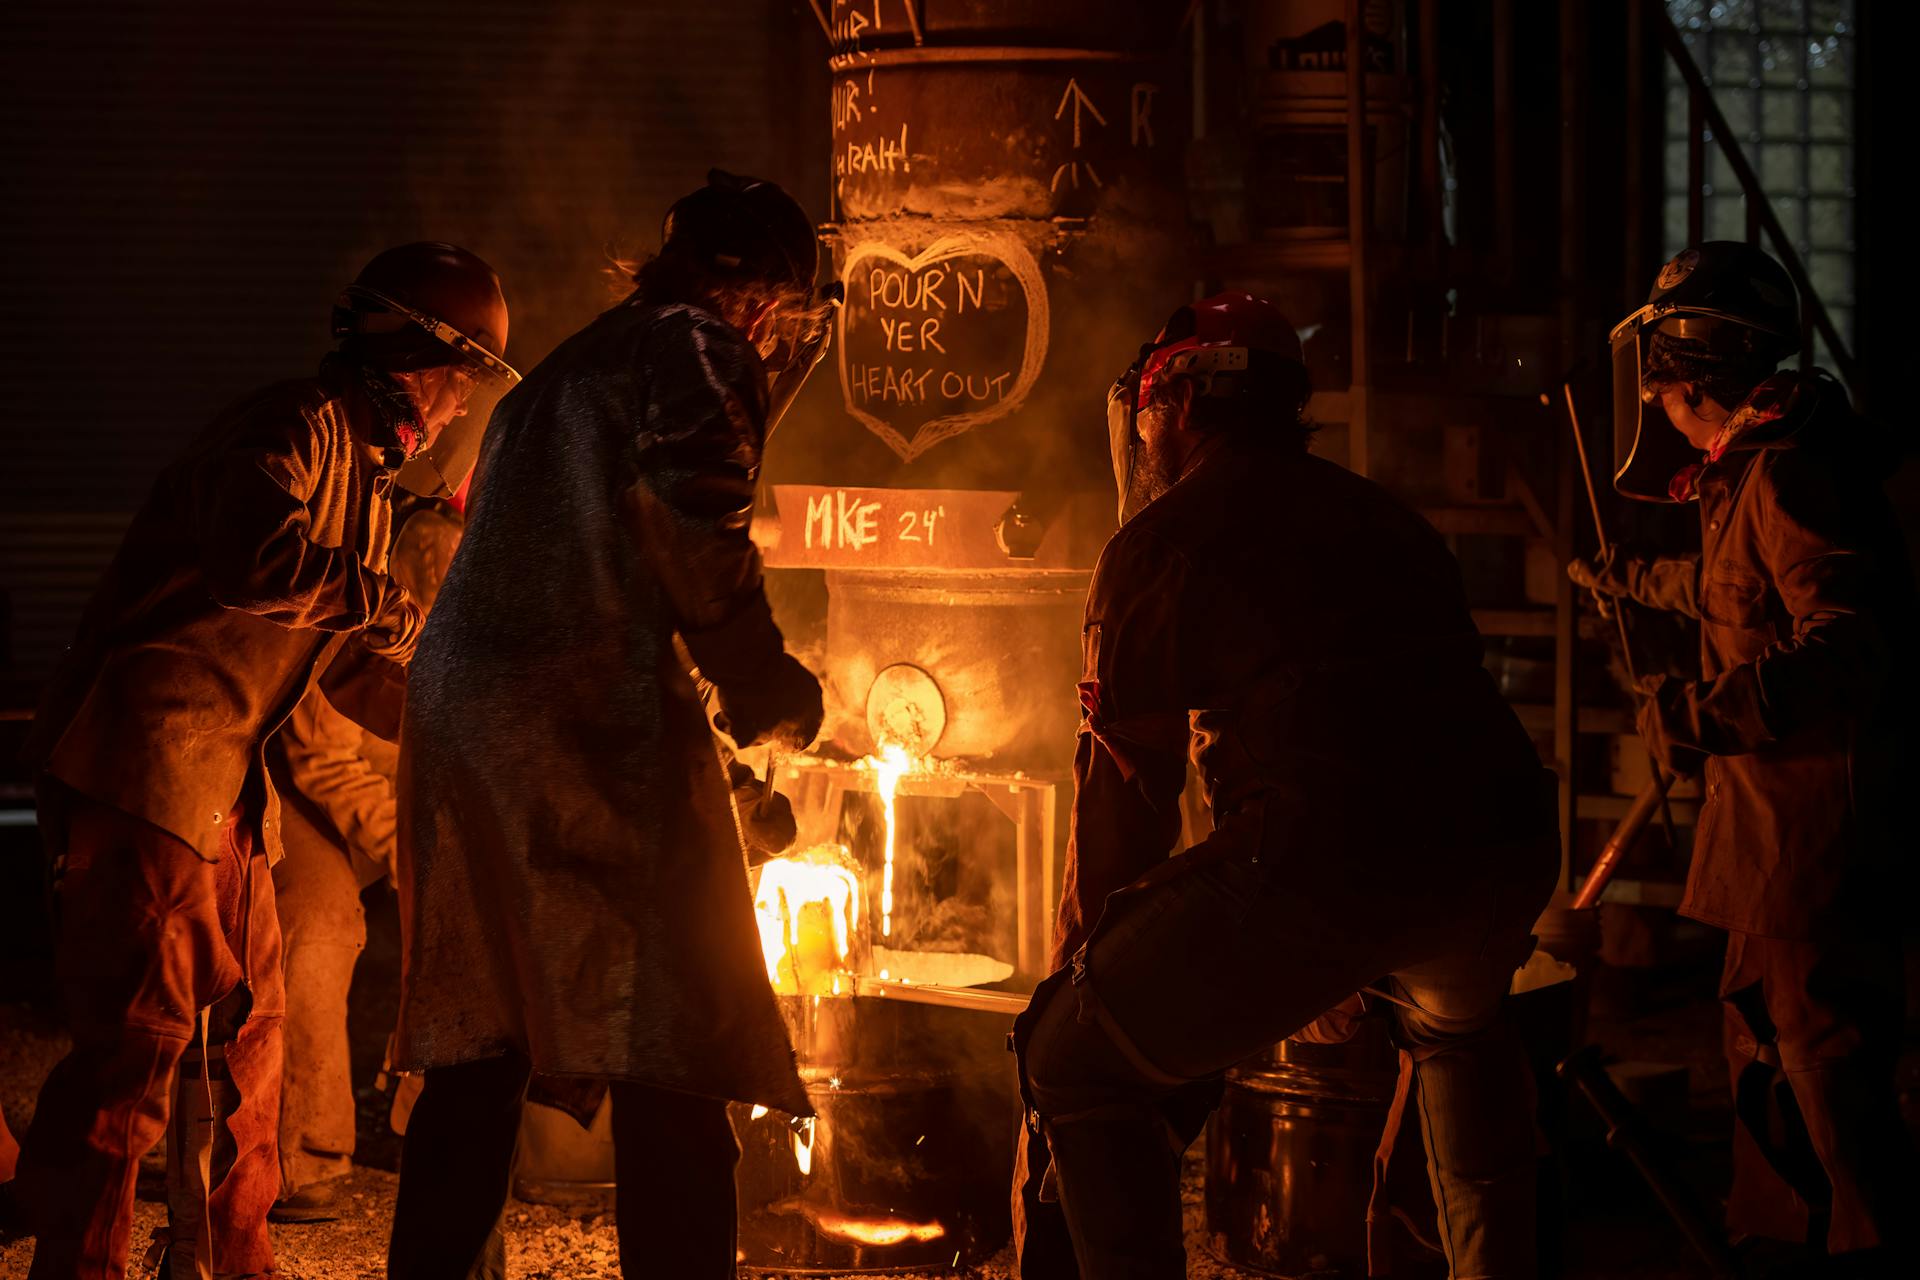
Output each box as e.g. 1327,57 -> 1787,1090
385,171 -> 830,1279
14,243 -> 516,1279
1572,243 -> 1917,1261
1012,292 -> 1560,1278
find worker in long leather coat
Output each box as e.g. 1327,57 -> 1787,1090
387,172 -> 830,1280
14,242 -> 516,1280
1013,292 -> 1560,1280
1574,242 -> 1917,1262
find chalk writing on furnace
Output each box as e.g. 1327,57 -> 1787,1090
803,489 -> 947,553
837,232 -> 1051,462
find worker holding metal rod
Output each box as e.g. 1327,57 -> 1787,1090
1570,242 -> 1917,1263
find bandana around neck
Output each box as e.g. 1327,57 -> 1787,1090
1666,373 -> 1804,502
323,354 -> 426,461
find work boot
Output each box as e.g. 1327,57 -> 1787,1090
268,1175 -> 352,1224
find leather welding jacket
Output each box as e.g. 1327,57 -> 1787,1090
271,497 -> 464,887
29,365 -> 413,864
393,301 -> 809,1117
1613,374 -> 1916,939
1053,432 -> 1550,969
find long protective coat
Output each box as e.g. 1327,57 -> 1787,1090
1616,374 -> 1916,938
393,302 -> 808,1116
29,367 -> 412,863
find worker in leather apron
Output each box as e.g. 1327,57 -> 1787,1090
1012,291 -> 1560,1279
1572,242 -> 1917,1265
13,242 -> 517,1279
386,171 -> 831,1280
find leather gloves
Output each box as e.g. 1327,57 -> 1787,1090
714,652 -> 824,753
364,587 -> 426,664
1567,543 -> 1630,596
1635,674 -> 1708,778
729,765 -> 799,865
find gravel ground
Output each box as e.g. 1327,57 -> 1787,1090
1,999 -> 1261,1280
0,1142 -> 1258,1280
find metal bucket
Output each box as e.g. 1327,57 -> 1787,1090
733,992 -> 1019,1273
513,1094 -> 615,1210
1204,1019 -> 1402,1277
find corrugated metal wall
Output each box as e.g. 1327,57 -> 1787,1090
0,0 -> 826,697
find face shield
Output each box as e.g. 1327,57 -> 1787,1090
395,400 -> 488,498
762,280 -> 844,438
1107,351 -> 1149,525
1609,304 -> 1761,502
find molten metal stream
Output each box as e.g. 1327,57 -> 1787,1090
873,742 -> 912,939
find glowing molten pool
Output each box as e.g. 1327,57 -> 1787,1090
811,1209 -> 946,1246
753,845 -> 863,996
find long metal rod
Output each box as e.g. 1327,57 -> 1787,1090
1564,383 -> 1677,868
853,976 -> 1030,1016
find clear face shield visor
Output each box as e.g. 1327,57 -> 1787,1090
761,280 -> 845,438
1608,304 -> 1761,502
1107,362 -> 1145,525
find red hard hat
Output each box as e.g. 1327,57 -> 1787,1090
332,242 -> 519,385
1138,291 -> 1305,404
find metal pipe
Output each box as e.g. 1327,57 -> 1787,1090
1571,778 -> 1663,910
1558,1047 -> 1741,1277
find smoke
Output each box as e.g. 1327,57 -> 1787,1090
388,0 -> 829,398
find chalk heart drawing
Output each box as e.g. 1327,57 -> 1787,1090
837,232 -> 1050,463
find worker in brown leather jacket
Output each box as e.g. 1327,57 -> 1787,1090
14,243 -> 516,1280
1013,292 -> 1560,1279
1574,242 -> 1917,1264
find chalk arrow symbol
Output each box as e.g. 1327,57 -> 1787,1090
1055,79 -> 1107,149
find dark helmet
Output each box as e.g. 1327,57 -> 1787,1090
331,242 -> 519,386
1610,242 -> 1800,501
1107,291 -> 1309,524
662,169 -> 819,292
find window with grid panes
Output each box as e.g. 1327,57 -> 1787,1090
1663,1 -> 1854,365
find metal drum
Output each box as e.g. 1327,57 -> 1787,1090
1204,1019 -> 1403,1277
733,994 -> 1019,1273
822,568 -> 1088,767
